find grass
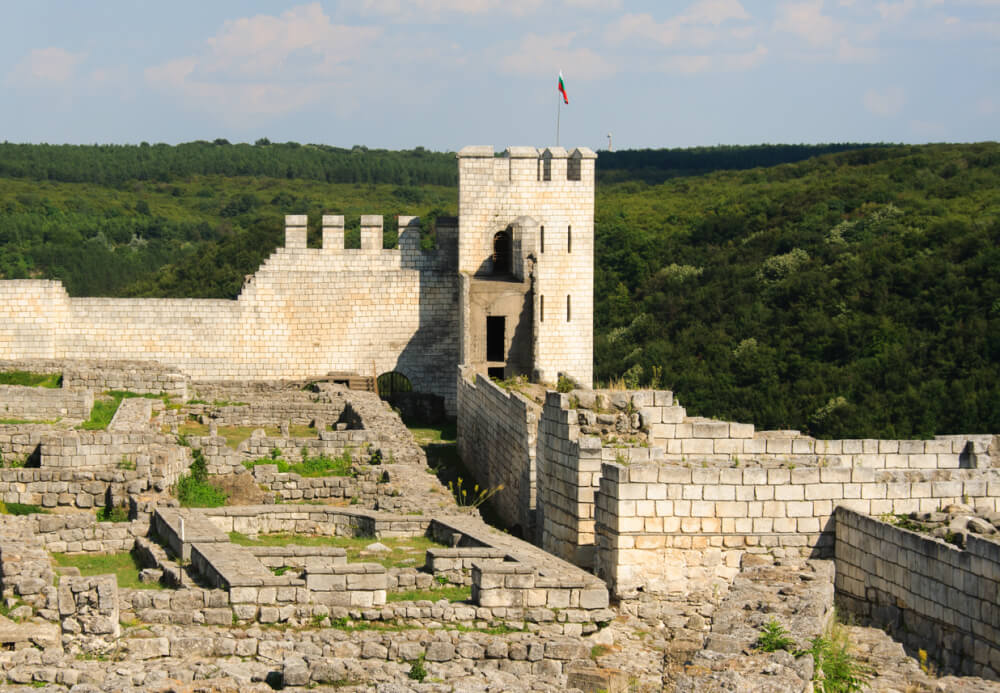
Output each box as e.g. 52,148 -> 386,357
0,502 -> 48,515
52,550 -> 161,590
228,532 -> 445,569
243,448 -> 354,477
78,394 -> 124,430
97,504 -> 129,522
0,371 -> 62,388
386,585 -> 471,603
0,417 -> 60,425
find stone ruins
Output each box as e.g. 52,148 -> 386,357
0,146 -> 997,691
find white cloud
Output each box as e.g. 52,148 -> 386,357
660,43 -> 768,74
145,3 -> 380,120
6,47 -> 85,86
500,33 -> 616,80
863,85 -> 905,116
607,1 -> 750,46
359,0 -> 543,19
774,1 -> 840,45
563,0 -> 622,8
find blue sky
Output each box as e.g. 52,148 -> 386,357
1,0 -> 997,150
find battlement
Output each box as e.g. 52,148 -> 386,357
282,214 -> 457,256
457,145 -> 596,184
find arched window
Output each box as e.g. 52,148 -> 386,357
492,230 -> 512,274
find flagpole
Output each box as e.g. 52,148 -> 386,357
556,96 -> 561,147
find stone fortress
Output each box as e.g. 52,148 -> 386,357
0,145 -> 998,691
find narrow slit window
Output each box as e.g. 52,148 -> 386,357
566,295 -> 571,322
540,226 -> 545,253
567,225 -> 572,253
540,295 -> 545,322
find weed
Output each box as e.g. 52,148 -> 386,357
756,619 -> 797,653
918,648 -> 936,676
557,374 -> 577,393
117,456 -> 135,471
806,623 -> 871,693
590,644 -> 613,660
175,447 -> 227,507
78,394 -> 124,430
447,476 -> 503,509
97,504 -> 129,522
407,654 -> 427,682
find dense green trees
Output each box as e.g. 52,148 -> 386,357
594,143 -> 1000,438
0,140 -> 997,438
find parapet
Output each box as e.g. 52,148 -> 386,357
457,145 -> 596,184
282,214 -> 456,263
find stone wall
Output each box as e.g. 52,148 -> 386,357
0,385 -> 92,421
529,388 -> 1000,597
594,460 -> 1000,598
0,218 -> 460,411
456,369 -> 539,537
0,358 -> 190,400
835,507 -> 1000,678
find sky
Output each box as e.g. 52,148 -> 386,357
1,0 -> 998,151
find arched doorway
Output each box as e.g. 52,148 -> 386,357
492,230 -> 512,275
377,371 -> 413,400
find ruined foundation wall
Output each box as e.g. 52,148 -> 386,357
456,369 -> 539,537
835,507 -> 1000,679
0,385 -> 93,421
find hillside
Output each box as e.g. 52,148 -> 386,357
0,141 -> 997,437
595,143 -> 1000,438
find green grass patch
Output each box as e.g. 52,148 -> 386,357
0,371 -> 62,388
0,417 -> 60,425
0,502 -> 48,515
408,420 -> 456,446
52,550 -> 161,590
228,532 -> 444,569
97,504 -> 129,522
387,585 -> 471,603
177,423 -> 282,449
243,448 -> 354,477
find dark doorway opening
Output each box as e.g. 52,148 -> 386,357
376,371 -> 412,400
486,316 -> 506,362
492,231 -> 511,275
487,366 -> 505,380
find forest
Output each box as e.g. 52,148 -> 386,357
0,140 -> 997,438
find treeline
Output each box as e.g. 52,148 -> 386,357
596,143 -> 886,183
1,141 -> 998,438
0,176 -> 456,296
0,140 -> 457,187
594,142 -> 1000,438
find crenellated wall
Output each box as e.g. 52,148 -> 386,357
0,215 -> 461,411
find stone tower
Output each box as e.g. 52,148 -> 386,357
456,145 -> 596,388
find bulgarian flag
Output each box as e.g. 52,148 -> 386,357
558,71 -> 569,105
